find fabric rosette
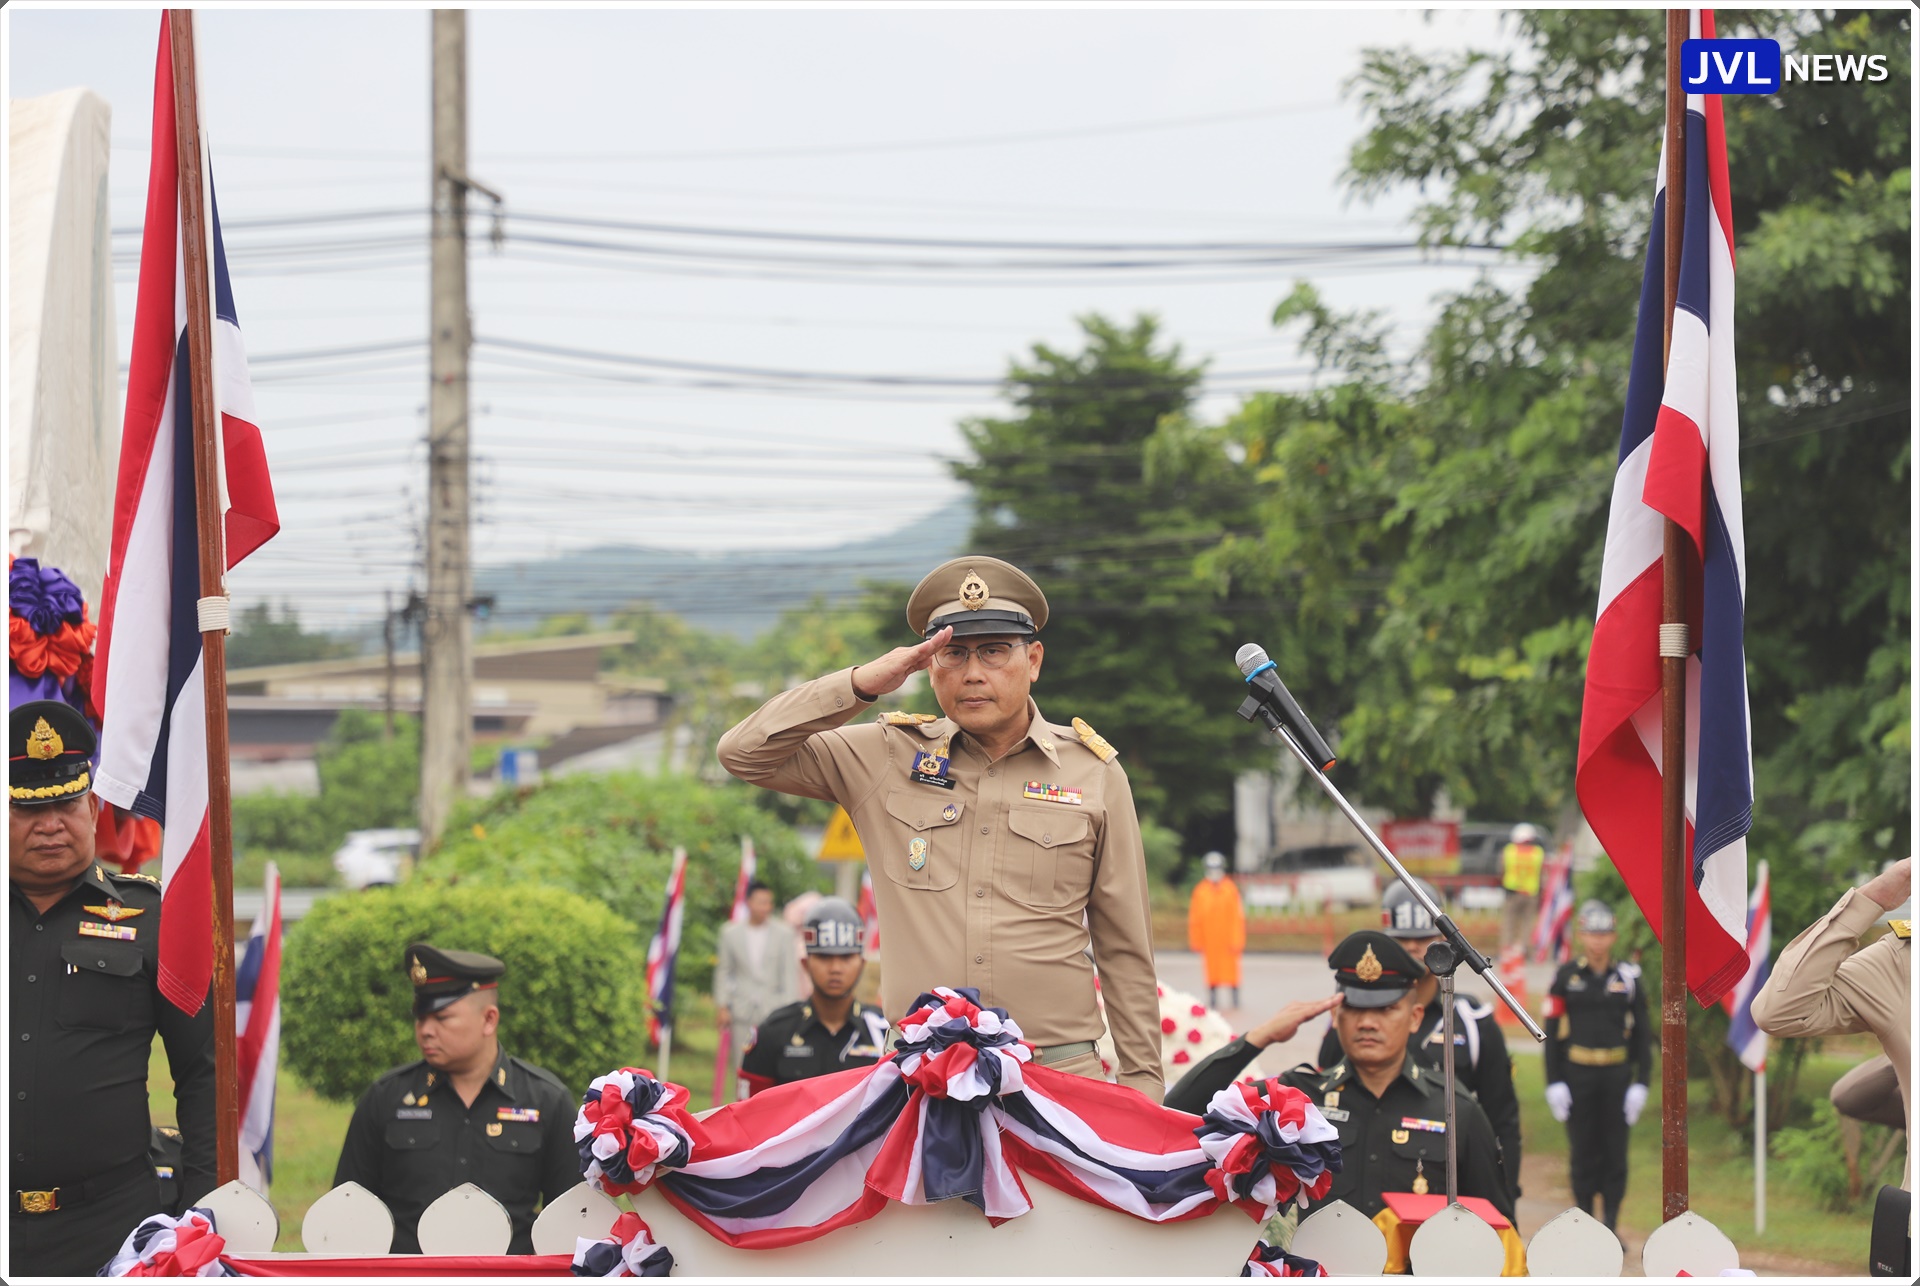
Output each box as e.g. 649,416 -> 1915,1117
99,1207 -> 237,1277
1242,1239 -> 1329,1277
1197,1079 -> 1341,1216
892,985 -> 1032,1101
570,1211 -> 674,1277
574,1068 -> 698,1197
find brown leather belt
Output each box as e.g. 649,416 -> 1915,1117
1031,1040 -> 1097,1066
1568,1044 -> 1629,1067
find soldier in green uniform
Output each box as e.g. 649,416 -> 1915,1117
332,944 -> 581,1253
9,701 -> 215,1277
740,898 -> 889,1094
1542,900 -> 1650,1232
1166,930 -> 1513,1223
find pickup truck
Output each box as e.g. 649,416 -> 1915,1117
1238,844 -> 1381,912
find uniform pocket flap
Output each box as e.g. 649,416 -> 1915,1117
484,1122 -> 542,1152
60,939 -> 143,976
1007,807 -> 1090,849
383,1119 -> 438,1150
883,790 -> 963,832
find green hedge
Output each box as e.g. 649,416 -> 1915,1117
425,773 -> 820,996
282,882 -> 645,1103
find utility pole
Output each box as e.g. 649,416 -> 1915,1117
421,9 -> 472,848
383,589 -> 396,741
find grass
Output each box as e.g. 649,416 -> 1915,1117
1511,1045 -> 1879,1271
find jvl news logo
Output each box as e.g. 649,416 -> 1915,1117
1681,39 -> 1890,94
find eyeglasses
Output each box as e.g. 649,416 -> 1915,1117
931,641 -> 1028,670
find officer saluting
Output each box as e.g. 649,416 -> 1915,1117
9,701 -> 215,1276
1317,879 -> 1522,1203
332,944 -> 581,1253
740,898 -> 889,1093
1543,900 -> 1650,1232
717,557 -> 1162,1100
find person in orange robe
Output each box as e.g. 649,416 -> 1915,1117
1187,851 -> 1246,1010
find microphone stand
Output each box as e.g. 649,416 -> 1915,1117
1236,696 -> 1545,1042
1424,940 -> 1462,1206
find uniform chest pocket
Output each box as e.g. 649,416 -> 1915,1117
1004,806 -> 1094,909
384,1119 -> 441,1151
878,790 -> 962,891
483,1120 -> 543,1159
57,939 -> 149,1033
1390,1127 -> 1450,1180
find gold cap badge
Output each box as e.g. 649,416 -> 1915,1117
1355,944 -> 1383,983
959,570 -> 989,612
26,717 -> 63,760
409,956 -> 428,986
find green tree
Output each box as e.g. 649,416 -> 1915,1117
225,602 -> 353,670
951,315 -> 1285,850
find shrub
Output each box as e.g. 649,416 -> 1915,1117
426,772 -> 820,997
281,881 -> 646,1103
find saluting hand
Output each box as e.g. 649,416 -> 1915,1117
1861,856 -> 1912,911
1245,993 -> 1343,1049
851,626 -> 953,700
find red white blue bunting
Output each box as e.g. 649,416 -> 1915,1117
570,1212 -> 675,1277
575,987 -> 1343,1249
100,1207 -> 237,1277
1242,1240 -> 1329,1277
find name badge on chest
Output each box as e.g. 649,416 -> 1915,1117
396,1107 -> 433,1120
910,747 -> 955,790
1321,1107 -> 1351,1122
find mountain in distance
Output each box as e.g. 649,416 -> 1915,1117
475,499 -> 970,639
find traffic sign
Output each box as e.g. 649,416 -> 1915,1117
818,806 -> 866,862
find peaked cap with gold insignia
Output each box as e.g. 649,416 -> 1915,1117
906,556 -> 1049,640
406,942 -> 506,1018
9,700 -> 96,806
1327,929 -> 1426,1009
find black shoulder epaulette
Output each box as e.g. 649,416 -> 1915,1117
510,1057 -> 573,1098
371,1060 -> 427,1088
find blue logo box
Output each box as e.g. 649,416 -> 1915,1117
1680,39 -> 1782,94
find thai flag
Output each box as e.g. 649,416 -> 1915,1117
235,863 -> 282,1192
93,14 -> 279,1015
1723,862 -> 1771,1073
728,837 -> 756,925
646,848 -> 688,1046
858,869 -> 881,954
1530,851 -> 1575,965
1576,7 -> 1749,1007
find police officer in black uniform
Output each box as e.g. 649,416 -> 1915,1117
1543,900 -> 1650,1232
1317,879 -> 1523,1202
740,898 -> 889,1093
1167,930 -> 1513,1223
9,701 -> 215,1277
332,944 -> 581,1253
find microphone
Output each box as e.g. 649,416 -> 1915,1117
1235,644 -> 1337,772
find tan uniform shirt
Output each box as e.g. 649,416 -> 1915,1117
716,667 -> 1164,1101
1751,887 -> 1911,1157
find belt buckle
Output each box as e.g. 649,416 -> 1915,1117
17,1189 -> 59,1214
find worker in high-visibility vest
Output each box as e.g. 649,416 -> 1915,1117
1187,851 -> 1246,1011
1499,823 -> 1546,950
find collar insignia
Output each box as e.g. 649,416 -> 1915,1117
26,718 -> 64,760
1355,944 -> 1383,982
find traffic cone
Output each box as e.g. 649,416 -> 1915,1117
1495,946 -> 1530,1031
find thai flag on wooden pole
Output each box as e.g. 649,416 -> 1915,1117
1576,7 -> 1749,1008
646,847 -> 688,1080
93,12 -> 278,1019
235,863 -> 282,1194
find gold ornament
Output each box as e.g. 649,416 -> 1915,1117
409,957 -> 428,986
26,717 -> 63,760
959,570 -> 989,612
1412,1160 -> 1429,1195
1355,944 -> 1383,983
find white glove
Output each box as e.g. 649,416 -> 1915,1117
1546,1082 -> 1572,1122
1624,1082 -> 1649,1126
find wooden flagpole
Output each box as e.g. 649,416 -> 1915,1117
168,6 -> 242,1186
1659,6 -> 1691,1223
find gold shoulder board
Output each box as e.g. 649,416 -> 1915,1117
1890,919 -> 1910,939
882,712 -> 937,726
1071,717 -> 1117,762
113,870 -> 161,885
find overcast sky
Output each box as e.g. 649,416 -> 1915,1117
8,4 -> 1525,633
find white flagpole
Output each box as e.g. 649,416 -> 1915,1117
658,1025 -> 673,1087
1754,1065 -> 1766,1232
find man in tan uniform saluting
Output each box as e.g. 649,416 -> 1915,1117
717,556 -> 1164,1102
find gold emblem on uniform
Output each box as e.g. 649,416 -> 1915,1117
83,902 -> 145,922
908,837 -> 929,871
1323,1091 -> 1339,1109
916,752 -> 944,775
1355,944 -> 1383,983
941,804 -> 958,822
959,570 -> 989,612
410,956 -> 428,986
486,1122 -> 503,1137
1412,1160 -> 1429,1195
403,1093 -> 416,1105
1392,1128 -> 1411,1144
18,1190 -> 57,1214
26,717 -> 63,760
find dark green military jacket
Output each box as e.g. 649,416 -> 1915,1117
332,1046 -> 580,1253
740,999 -> 890,1090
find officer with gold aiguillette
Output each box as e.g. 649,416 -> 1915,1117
1542,899 -> 1650,1232
331,944 -> 581,1253
9,701 -> 215,1277
717,556 -> 1163,1100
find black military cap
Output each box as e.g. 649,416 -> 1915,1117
1327,929 -> 1427,1008
905,556 -> 1049,640
406,942 -> 506,1018
9,700 -> 96,807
